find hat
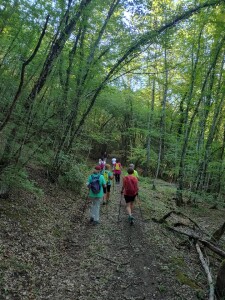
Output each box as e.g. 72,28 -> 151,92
95,165 -> 101,170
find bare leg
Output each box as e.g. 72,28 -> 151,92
130,201 -> 135,214
103,193 -> 107,204
106,192 -> 110,202
126,202 -> 132,216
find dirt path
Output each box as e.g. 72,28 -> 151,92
0,172 -> 205,300
43,183 -> 197,300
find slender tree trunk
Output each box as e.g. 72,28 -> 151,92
146,76 -> 155,176
156,46 -> 168,179
51,0 -> 121,172
193,39 -> 225,192
176,27 -> 206,205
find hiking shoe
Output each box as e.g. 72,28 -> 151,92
128,215 -> 134,225
89,217 -> 94,223
92,221 -> 99,226
102,201 -> 106,205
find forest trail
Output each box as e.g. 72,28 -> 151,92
47,182 -> 197,300
1,167 -> 218,300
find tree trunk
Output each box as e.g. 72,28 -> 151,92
156,46 -> 168,179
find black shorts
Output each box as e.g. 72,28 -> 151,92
103,185 -> 111,194
124,195 -> 136,203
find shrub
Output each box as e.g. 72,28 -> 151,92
0,165 -> 43,196
58,163 -> 86,194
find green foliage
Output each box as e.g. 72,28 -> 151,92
58,163 -> 87,194
0,166 -> 43,196
0,0 -> 225,202
128,146 -> 158,170
128,146 -> 147,166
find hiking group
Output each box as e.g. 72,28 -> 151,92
87,154 -> 139,226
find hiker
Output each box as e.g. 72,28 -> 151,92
128,163 -> 139,179
103,151 -> 108,162
87,166 -> 106,225
111,157 -> 116,170
121,167 -> 139,225
114,159 -> 122,184
99,158 -> 105,170
102,164 -> 114,205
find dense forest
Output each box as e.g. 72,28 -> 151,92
1,1 -> 225,299
1,0 -> 225,206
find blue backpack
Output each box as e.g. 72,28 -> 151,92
89,174 -> 101,194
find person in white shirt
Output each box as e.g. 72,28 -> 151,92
111,157 -> 116,170
99,158 -> 105,170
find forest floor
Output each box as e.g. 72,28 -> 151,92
0,165 -> 225,300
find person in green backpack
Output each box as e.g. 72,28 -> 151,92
102,164 -> 114,205
87,165 -> 106,225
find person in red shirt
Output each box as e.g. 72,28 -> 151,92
121,167 -> 139,225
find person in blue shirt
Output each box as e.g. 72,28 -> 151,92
87,165 -> 106,225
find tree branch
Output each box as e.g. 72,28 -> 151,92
196,242 -> 214,300
0,14 -> 50,132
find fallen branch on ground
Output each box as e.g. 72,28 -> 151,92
195,242 -> 214,300
167,226 -> 225,258
96,254 -> 131,266
154,210 -> 202,231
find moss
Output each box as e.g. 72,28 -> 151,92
170,256 -> 186,268
176,270 -> 201,290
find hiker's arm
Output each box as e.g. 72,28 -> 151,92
121,178 -> 125,194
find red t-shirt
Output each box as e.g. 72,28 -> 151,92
123,175 -> 138,196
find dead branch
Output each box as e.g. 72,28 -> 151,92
195,242 -> 214,300
167,226 -> 225,258
96,254 -> 131,266
96,254 -> 117,264
200,240 -> 225,259
174,222 -> 198,232
155,210 -> 203,231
